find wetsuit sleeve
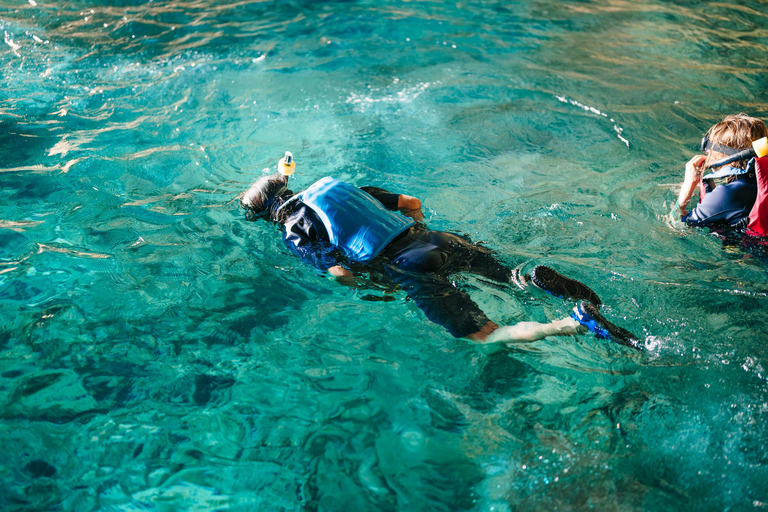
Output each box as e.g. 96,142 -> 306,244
360,186 -> 400,211
682,180 -> 756,227
282,205 -> 344,270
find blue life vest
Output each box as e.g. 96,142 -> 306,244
298,177 -> 414,262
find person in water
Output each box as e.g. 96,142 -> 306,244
676,114 -> 768,229
241,171 -> 641,349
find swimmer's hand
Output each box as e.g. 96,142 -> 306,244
677,155 -> 707,215
398,194 -> 424,222
328,265 -> 356,286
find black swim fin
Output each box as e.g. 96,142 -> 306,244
572,301 -> 643,350
529,266 -> 602,306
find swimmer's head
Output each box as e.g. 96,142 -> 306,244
241,174 -> 293,222
701,114 -> 768,170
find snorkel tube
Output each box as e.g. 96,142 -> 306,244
705,136 -> 768,169
278,151 -> 295,178
269,151 -> 299,220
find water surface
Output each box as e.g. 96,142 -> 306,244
1,0 -> 767,510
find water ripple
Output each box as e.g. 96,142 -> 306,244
1,0 -> 768,510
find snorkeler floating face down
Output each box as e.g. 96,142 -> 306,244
240,152 -> 643,350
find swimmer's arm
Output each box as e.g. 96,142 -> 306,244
397,194 -> 424,222
676,155 -> 707,217
328,265 -> 356,286
328,265 -> 352,278
361,186 -> 424,221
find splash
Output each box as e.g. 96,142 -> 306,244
4,31 -> 21,56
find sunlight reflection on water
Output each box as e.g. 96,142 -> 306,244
1,0 -> 767,510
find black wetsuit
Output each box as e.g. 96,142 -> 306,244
264,186 -> 514,338
683,173 -> 757,228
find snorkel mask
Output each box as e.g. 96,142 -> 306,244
701,135 -> 768,170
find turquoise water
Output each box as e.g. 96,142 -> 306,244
2,0 -> 768,509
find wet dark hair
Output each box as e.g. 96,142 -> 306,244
241,174 -> 292,221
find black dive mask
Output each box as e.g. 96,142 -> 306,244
266,189 -> 296,222
700,134 -> 740,156
700,134 -> 758,170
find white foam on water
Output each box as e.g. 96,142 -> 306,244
4,31 -> 21,55
556,95 -> 630,147
346,81 -> 436,112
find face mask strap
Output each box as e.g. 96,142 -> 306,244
271,192 -> 299,221
700,135 -> 741,156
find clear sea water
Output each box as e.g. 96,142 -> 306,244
1,0 -> 767,510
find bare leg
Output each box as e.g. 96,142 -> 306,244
467,317 -> 582,344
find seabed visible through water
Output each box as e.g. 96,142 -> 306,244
1,0 -> 767,510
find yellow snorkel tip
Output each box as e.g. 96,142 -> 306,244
278,151 -> 295,176
753,137 -> 768,159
